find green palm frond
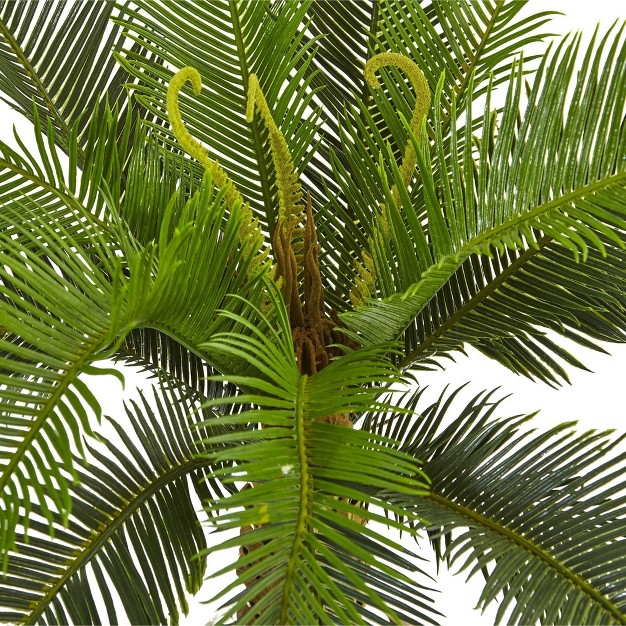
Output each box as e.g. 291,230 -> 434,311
2,1 -> 626,623
340,24 -> 626,380
305,0 -> 379,110
0,195 -> 126,558
0,91 -> 233,400
369,385 -> 626,625
304,0 -> 557,283
119,125 -> 198,246
0,101 -> 131,245
0,377 -> 228,626
399,234 -> 626,385
114,0 -> 320,238
116,327 -> 212,397
195,290 -> 437,624
91,101 -> 238,398
0,0 -> 145,155
0,154 -> 264,556
301,0 -> 555,168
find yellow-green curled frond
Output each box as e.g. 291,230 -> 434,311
247,74 -> 304,229
349,249 -> 376,307
167,67 -> 240,211
349,53 -> 432,304
365,53 -> 431,196
167,67 -> 205,165
167,67 -> 267,272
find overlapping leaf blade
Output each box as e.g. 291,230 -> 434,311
195,293 -> 438,624
399,235 -> 626,385
368,386 -> 626,625
340,24 -> 626,385
304,0 -> 557,308
0,0 -> 145,155
0,377 -> 231,625
0,128 -> 264,559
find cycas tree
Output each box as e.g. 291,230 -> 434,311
0,0 -> 625,624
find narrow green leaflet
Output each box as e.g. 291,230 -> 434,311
195,292 -> 437,624
0,377 -> 229,626
368,386 -> 626,625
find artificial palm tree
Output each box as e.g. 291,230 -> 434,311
1,0 -> 625,624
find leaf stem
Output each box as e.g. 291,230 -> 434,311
280,375 -> 311,623
428,491 -> 626,624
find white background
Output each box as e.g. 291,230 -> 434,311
1,2 -> 625,624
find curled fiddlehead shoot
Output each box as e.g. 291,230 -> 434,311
246,73 -> 307,321
364,52 -> 431,200
350,53 -> 432,306
167,66 -> 265,266
246,73 -> 304,230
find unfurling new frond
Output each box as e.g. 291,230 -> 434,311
351,52 -> 432,307
364,52 -> 431,199
167,67 -> 266,267
247,73 -> 305,230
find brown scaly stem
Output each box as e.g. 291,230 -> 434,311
237,194 -> 357,622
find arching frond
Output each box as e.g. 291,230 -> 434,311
369,386 -> 626,625
304,0 -> 555,135
0,99 -> 132,246
399,233 -> 626,385
195,291 -> 437,624
340,24 -> 626,383
0,0 -> 145,155
0,377 -> 229,626
0,160 -> 264,558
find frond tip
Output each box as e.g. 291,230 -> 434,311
166,66 -> 239,209
166,67 -> 208,167
246,73 -> 304,227
364,52 -> 431,191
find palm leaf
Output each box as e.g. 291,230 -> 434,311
0,91 -> 223,401
0,0 -> 146,156
0,99 -> 133,249
399,234 -> 626,385
368,385 -> 626,625
340,24 -> 626,383
195,290 -> 438,624
301,0 -> 555,173
0,138 -> 264,557
0,377 -> 231,626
